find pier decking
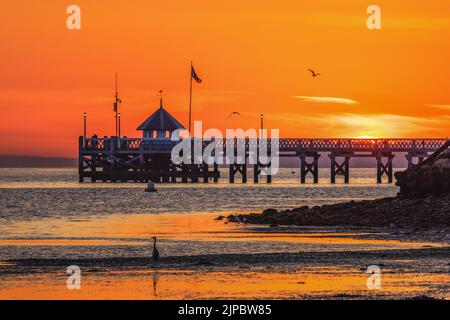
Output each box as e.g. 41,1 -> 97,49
78,137 -> 447,184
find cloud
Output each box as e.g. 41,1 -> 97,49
271,112 -> 448,138
425,104 -> 450,110
293,96 -> 359,105
305,113 -> 446,137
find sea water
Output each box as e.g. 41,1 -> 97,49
0,167 -> 401,260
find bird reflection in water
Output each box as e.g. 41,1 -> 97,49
152,271 -> 160,297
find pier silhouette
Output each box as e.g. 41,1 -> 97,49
79,94 -> 448,184
79,136 -> 447,184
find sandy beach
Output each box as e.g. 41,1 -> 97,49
1,212 -> 449,300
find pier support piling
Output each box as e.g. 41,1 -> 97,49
299,151 -> 320,184
253,164 -> 260,183
229,163 -> 248,183
376,153 -> 394,183
329,153 -> 351,184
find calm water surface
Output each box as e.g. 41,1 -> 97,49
0,167 -> 402,260
0,167 -> 399,218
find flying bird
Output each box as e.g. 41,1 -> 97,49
308,69 -> 321,77
151,237 -> 159,261
228,112 -> 241,118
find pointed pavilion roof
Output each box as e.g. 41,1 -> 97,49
137,97 -> 185,131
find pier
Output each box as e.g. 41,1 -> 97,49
79,136 -> 447,184
79,95 -> 448,184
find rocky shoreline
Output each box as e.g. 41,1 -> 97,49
223,196 -> 450,240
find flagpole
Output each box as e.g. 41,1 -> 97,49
115,73 -> 118,137
189,61 -> 193,135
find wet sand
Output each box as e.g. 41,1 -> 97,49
2,267 -> 449,300
1,213 -> 449,300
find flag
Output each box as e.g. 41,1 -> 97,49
191,65 -> 202,83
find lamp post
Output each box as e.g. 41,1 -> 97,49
83,112 -> 87,141
260,113 -> 264,138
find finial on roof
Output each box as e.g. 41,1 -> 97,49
158,90 -> 163,109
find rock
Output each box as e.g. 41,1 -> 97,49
215,216 -> 225,221
227,215 -> 242,223
397,145 -> 450,197
434,158 -> 450,169
262,208 -> 278,215
293,206 -> 309,212
234,195 -> 450,231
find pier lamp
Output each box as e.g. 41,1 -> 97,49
83,112 -> 87,141
260,113 -> 264,138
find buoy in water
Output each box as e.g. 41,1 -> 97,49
145,181 -> 157,192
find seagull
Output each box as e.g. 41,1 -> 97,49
308,69 -> 321,77
151,237 -> 159,261
228,112 -> 241,118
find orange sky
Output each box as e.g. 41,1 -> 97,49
0,0 -> 449,156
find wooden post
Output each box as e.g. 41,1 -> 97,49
376,156 -> 382,184
267,167 -> 272,184
254,164 -> 259,183
344,157 -> 350,184
192,164 -> 199,183
267,143 -> 272,184
387,157 -> 393,184
78,136 -> 84,183
300,156 -> 306,184
242,139 -> 248,183
91,153 -> 97,183
253,140 -> 260,183
229,164 -> 235,183
180,163 -> 187,183
203,163 -> 209,183
313,153 -> 319,183
170,163 -> 177,183
330,155 -> 336,184
213,163 -> 219,183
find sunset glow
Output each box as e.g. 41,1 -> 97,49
1,1 -> 449,157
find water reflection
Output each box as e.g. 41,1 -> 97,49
152,271 -> 160,297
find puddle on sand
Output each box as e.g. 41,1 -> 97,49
0,213 -> 443,249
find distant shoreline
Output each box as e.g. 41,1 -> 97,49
0,155 -> 77,168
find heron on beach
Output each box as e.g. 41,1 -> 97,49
152,237 -> 159,261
